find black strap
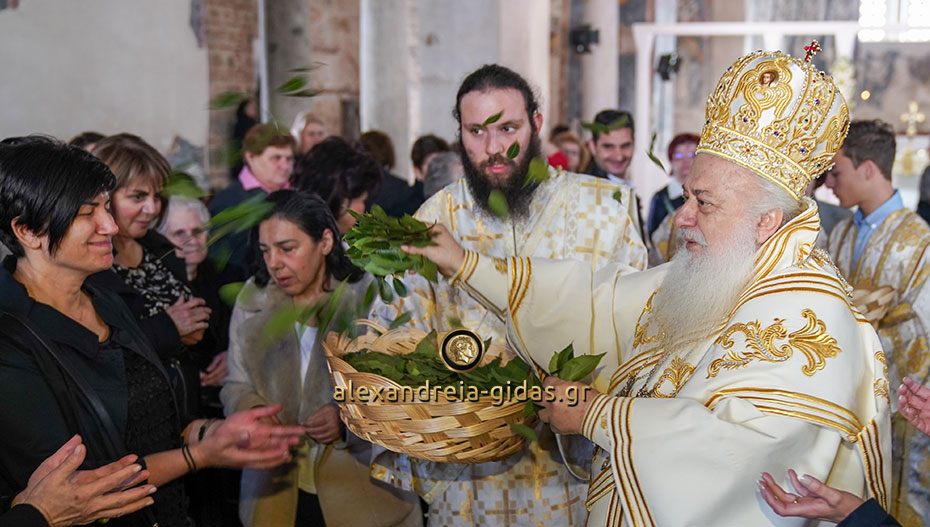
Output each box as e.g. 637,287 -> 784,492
0,313 -> 126,458
0,312 -> 159,526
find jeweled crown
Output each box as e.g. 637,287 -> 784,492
697,48 -> 849,199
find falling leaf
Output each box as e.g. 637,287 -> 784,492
388,311 -> 413,330
277,75 -> 308,93
212,142 -> 242,167
288,89 -> 320,98
611,190 -> 624,205
580,121 -> 609,134
209,91 -> 250,110
487,190 -> 509,220
506,141 -> 520,160
162,172 -> 207,199
288,63 -> 324,73
581,115 -> 630,135
218,281 -> 246,306
606,115 -> 631,131
646,132 -> 668,174
482,110 -> 503,127
523,157 -> 549,187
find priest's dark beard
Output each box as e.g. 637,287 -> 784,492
460,133 -> 543,220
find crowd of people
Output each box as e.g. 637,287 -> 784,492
0,46 -> 929,527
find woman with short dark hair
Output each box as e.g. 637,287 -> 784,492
0,137 -> 303,527
291,137 -> 382,234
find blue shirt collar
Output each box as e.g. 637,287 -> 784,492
853,190 -> 903,230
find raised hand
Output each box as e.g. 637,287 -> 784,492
400,224 -> 465,278
15,435 -> 155,526
899,378 -> 930,437
192,404 -> 305,470
759,469 -> 864,523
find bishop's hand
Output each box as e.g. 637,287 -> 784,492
401,223 -> 465,278
537,376 -> 594,435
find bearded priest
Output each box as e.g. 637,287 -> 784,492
406,49 -> 891,526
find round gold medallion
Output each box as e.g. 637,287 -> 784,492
440,329 -> 485,372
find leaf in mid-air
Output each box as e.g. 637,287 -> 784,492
523,157 -> 549,187
209,91 -> 250,109
506,141 -> 520,160
277,75 -> 308,93
482,110 -> 503,127
487,190 -> 509,220
388,311 -> 413,330
646,132 -> 668,174
218,281 -> 246,307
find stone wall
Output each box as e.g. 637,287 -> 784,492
205,0 -> 258,187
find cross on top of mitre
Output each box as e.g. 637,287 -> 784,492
803,40 -> 822,62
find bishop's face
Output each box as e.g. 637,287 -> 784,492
674,154 -> 760,259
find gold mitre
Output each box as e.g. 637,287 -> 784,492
697,47 -> 850,199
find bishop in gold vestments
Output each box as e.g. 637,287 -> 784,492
408,49 -> 891,526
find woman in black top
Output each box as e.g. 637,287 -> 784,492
0,137 -> 303,527
86,134 -> 215,418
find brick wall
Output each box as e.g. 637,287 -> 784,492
205,0 -> 258,188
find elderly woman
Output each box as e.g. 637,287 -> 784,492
221,190 -> 421,527
0,137 -> 303,527
159,195 -> 245,390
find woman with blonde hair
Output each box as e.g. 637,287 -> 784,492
551,131 -> 590,173
290,112 -> 328,155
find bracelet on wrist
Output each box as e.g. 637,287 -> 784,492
181,444 -> 198,473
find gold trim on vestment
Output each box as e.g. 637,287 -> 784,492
857,418 -> 887,508
704,388 -> 864,437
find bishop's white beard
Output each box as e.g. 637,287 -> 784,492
651,222 -> 759,354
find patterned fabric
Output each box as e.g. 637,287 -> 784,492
119,342 -> 187,527
370,167 -> 647,527
648,214 -> 677,267
113,247 -> 193,318
460,199 -> 890,526
829,207 -> 930,526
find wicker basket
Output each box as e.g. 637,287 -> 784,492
323,322 -> 532,464
850,284 -> 895,329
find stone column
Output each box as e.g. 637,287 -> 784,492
580,0 -> 619,123
361,0 -> 550,181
